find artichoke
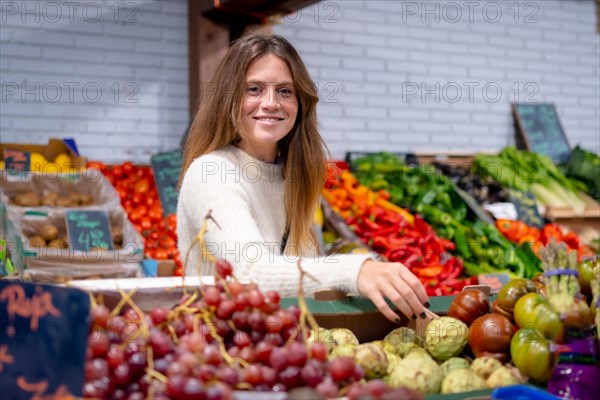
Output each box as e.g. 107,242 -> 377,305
486,366 -> 521,388
471,356 -> 502,380
383,327 -> 422,357
319,328 -> 359,352
441,369 -> 487,394
440,357 -> 470,377
424,317 -> 469,361
387,354 -> 443,394
329,344 -> 357,359
353,343 -> 389,379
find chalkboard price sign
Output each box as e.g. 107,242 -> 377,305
150,150 -> 182,216
4,148 -> 31,174
512,103 -> 571,164
0,281 -> 90,399
66,210 -> 113,251
508,189 -> 545,228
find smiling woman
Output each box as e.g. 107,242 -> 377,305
177,34 -> 429,323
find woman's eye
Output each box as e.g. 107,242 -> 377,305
247,87 -> 260,95
279,88 -> 293,97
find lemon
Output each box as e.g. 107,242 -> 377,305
54,153 -> 72,173
44,162 -> 61,174
30,153 -> 49,172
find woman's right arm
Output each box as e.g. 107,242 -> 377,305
177,157 -> 428,321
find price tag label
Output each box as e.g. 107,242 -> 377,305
513,103 -> 571,164
508,189 -> 545,228
66,210 -> 113,251
150,150 -> 182,217
477,273 -> 510,293
4,149 -> 31,174
0,281 -> 90,399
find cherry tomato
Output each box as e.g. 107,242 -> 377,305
111,165 -> 124,179
148,206 -> 163,223
134,178 -> 150,194
122,161 -> 136,176
140,216 -> 152,231
131,193 -> 143,206
145,196 -> 156,208
153,249 -> 168,260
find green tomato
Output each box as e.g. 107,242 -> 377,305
510,328 -> 552,383
496,278 -> 537,317
514,292 -> 563,341
578,258 -> 599,299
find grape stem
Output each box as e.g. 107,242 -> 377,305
293,260 -> 321,344
184,210 -> 219,296
109,287 -> 138,318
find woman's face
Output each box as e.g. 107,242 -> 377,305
239,54 -> 298,163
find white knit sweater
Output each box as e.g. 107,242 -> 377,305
177,144 -> 372,297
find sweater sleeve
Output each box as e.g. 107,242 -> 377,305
177,157 -> 372,298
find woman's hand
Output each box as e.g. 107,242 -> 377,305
357,260 -> 430,322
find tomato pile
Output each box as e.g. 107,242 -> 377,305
86,161 -> 183,275
495,219 -> 594,261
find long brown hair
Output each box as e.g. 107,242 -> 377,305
179,34 -> 326,256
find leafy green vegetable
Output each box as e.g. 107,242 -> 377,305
560,145 -> 600,202
474,147 -> 585,213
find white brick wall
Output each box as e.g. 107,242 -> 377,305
274,0 -> 600,157
1,0 -> 597,162
1,0 -> 188,162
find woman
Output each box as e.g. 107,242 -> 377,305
177,34 -> 429,322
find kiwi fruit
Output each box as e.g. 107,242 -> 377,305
38,224 -> 59,242
41,192 -> 59,206
55,195 -> 72,207
29,235 -> 47,248
79,193 -> 93,206
14,192 -> 40,207
47,238 -> 67,249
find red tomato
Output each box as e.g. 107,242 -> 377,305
122,161 -> 136,176
86,161 -> 107,174
148,206 -> 163,222
111,165 -> 124,179
153,249 -> 168,260
116,188 -> 129,201
134,178 -> 150,194
140,216 -> 152,231
129,210 -> 142,224
166,214 -> 177,228
134,205 -> 148,216
145,196 -> 156,208
131,193 -> 143,206
163,236 -> 176,249
149,230 -> 160,241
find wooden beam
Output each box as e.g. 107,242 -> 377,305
188,0 -> 229,118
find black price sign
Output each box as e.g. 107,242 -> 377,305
150,150 -> 182,216
508,189 -> 545,228
66,210 -> 113,251
4,149 -> 31,174
513,103 -> 571,164
0,281 -> 90,399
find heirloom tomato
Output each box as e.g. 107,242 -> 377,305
510,328 -> 552,383
496,278 -> 537,319
513,292 -> 562,341
448,289 -> 491,326
468,313 -> 515,363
